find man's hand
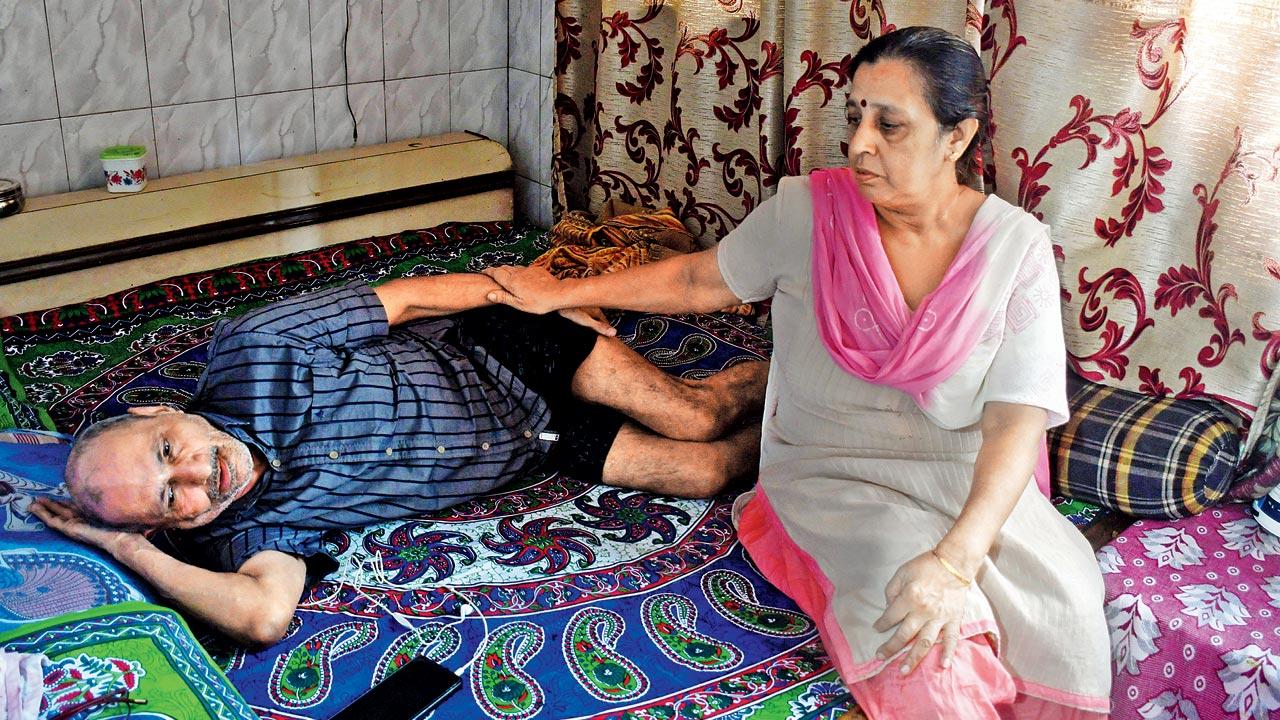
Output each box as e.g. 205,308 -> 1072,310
871,549 -> 970,674
482,265 -> 566,315
556,307 -> 617,336
31,498 -> 142,557
34,497 -> 306,645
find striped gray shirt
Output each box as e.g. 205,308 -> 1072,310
170,282 -> 552,572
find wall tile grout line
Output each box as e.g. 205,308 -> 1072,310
508,0 -> 513,218
539,7 -> 543,210
380,0 -> 388,145
137,0 -> 160,176
41,0 -> 71,193
307,0 -> 318,155
1,98 -> 248,124
226,0 -> 243,165
446,0 -> 453,134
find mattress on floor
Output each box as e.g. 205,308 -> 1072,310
0,222 -> 857,719
0,221 -> 1121,719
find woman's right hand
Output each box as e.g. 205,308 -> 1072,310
482,265 -> 567,315
872,549 -> 970,674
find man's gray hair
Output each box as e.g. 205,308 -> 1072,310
65,413 -> 149,511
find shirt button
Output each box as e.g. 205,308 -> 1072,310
437,445 -> 446,453
481,442 -> 491,451
271,459 -> 281,468
385,447 -> 394,456
523,430 -> 533,439
328,450 -> 340,459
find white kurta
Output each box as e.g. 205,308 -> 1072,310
718,176 -> 1111,708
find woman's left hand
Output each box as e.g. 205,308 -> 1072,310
872,550 -> 970,674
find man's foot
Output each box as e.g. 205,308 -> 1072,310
684,360 -> 769,435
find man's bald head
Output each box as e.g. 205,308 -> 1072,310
65,414 -> 150,521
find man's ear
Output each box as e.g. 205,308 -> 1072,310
127,405 -> 179,417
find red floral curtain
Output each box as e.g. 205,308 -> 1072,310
984,0 -> 1280,434
551,0 -> 1280,429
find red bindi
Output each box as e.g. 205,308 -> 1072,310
859,99 -> 867,107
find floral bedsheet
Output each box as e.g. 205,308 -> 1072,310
1103,504 -> 1280,719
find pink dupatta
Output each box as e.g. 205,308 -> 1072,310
808,167 -> 1049,496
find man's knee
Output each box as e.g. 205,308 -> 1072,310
674,450 -> 732,498
673,400 -> 728,443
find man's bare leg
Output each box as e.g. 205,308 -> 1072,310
600,421 -> 761,498
570,336 -> 768,442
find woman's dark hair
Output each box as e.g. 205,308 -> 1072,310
850,26 -> 988,188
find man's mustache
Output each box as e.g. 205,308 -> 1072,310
207,447 -> 221,500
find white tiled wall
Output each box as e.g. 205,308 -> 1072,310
0,0 -> 515,196
508,0 -> 554,228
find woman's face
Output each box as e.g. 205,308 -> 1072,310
846,59 -> 962,208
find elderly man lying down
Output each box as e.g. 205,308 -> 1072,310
31,272 -> 766,645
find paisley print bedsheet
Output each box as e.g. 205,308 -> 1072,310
0,223 -> 859,719
0,222 -> 1121,718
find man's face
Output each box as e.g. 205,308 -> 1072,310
70,408 -> 260,530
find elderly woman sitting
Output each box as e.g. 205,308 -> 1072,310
484,26 -> 1110,720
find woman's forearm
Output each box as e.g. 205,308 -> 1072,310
558,248 -> 742,315
935,402 -> 1046,578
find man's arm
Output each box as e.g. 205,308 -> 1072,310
482,248 -> 742,317
113,538 -> 307,645
32,499 -> 306,645
372,273 -> 614,334
372,274 -> 505,325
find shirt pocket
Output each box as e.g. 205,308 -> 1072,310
306,353 -> 398,445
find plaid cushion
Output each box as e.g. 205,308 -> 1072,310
1049,373 -> 1241,518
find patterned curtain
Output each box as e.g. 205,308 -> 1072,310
551,0 -> 1280,430
984,0 -> 1280,437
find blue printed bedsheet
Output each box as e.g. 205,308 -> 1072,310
0,223 -> 856,719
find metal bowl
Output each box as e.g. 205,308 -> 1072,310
0,178 -> 24,218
